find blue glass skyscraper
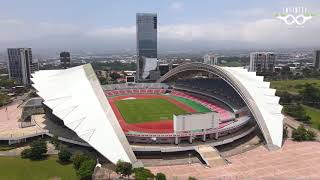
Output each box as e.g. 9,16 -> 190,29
136,13 -> 157,80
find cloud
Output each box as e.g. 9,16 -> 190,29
0,19 -> 24,25
84,18 -> 320,49
226,8 -> 269,19
85,26 -> 135,39
1,16 -> 320,50
0,19 -> 81,43
169,2 -> 184,11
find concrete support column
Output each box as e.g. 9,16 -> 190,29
175,136 -> 179,145
189,136 -> 193,144
215,133 -> 219,140
202,134 -> 206,142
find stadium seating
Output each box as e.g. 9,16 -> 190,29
171,90 -> 234,121
173,78 -> 246,110
102,83 -> 168,91
105,88 -> 166,97
103,83 -> 168,97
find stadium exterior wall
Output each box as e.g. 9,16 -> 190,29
31,64 -> 141,166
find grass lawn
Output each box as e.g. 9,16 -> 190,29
270,79 -> 320,93
0,156 -> 77,180
115,98 -> 187,123
171,96 -> 211,113
302,105 -> 320,129
0,145 -> 16,151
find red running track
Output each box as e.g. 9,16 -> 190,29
108,94 -> 196,133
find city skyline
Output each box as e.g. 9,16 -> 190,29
1,0 -> 320,52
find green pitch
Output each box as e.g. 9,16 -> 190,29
170,96 -> 211,113
115,98 -> 187,123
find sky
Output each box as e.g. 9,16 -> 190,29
1,0 -> 320,53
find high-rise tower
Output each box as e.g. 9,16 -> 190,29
136,13 -> 157,80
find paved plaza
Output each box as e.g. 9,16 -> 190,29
149,140 -> 320,179
0,101 -> 45,139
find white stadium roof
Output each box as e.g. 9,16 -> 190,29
31,64 -> 139,165
158,63 -> 284,149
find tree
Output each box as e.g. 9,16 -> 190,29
21,148 -> 31,159
0,93 -> 10,107
77,159 -> 96,180
133,167 -> 154,180
58,148 -> 72,163
276,91 -> 301,105
156,172 -> 166,180
283,104 -> 311,123
50,135 -> 60,150
29,139 -> 47,160
110,72 -> 121,81
300,83 -> 320,108
98,76 -> 108,85
116,160 -> 133,179
292,125 -> 316,141
0,78 -> 16,88
72,153 -> 91,170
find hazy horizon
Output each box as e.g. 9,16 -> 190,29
1,0 -> 320,53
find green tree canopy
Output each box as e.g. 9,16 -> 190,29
29,139 -> 47,160
116,160 -> 133,179
156,172 -> 166,180
72,153 -> 91,170
58,148 -> 72,163
292,125 -> 316,141
77,159 -> 96,180
133,167 -> 154,180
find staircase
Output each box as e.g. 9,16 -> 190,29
197,145 -> 226,167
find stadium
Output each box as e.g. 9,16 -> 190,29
31,63 -> 283,167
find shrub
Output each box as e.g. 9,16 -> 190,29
50,135 -> 60,149
72,153 -> 91,170
77,159 -> 96,180
58,148 -> 72,163
156,172 -> 166,180
283,104 -> 311,123
21,148 -> 31,159
292,125 -> 316,141
133,167 -> 154,180
116,160 -> 133,178
188,177 -> 197,180
29,139 -> 47,160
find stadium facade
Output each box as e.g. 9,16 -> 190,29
31,63 -> 283,165
158,63 -> 283,150
31,64 -> 139,166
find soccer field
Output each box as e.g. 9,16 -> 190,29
115,98 -> 187,124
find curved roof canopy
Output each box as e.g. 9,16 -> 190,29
31,64 -> 138,165
158,63 -> 283,149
